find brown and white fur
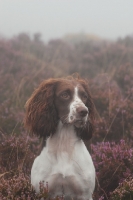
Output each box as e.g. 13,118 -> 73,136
24,76 -> 95,200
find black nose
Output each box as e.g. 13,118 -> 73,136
76,107 -> 88,117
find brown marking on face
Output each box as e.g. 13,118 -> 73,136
55,80 -> 76,123
76,84 -> 88,105
24,76 -> 95,140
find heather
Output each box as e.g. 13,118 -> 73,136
0,33 -> 133,199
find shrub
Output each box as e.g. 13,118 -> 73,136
0,173 -> 51,200
91,140 -> 133,199
0,131 -> 37,175
91,74 -> 133,142
110,177 -> 133,200
0,100 -> 24,135
0,34 -> 133,199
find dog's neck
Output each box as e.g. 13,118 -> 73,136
46,121 -> 80,157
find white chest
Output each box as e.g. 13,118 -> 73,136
31,123 -> 95,198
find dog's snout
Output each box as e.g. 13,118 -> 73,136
76,107 -> 88,117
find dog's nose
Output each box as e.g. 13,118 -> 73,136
76,107 -> 88,117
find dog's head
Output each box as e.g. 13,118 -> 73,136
24,76 -> 95,140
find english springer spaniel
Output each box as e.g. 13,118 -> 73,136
24,76 -> 95,200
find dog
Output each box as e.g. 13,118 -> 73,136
24,76 -> 95,200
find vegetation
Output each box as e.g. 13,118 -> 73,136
0,33 -> 133,199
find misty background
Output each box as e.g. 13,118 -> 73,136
0,0 -> 133,41
1,1 -> 133,199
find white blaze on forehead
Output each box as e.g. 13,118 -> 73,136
68,86 -> 88,123
74,86 -> 81,102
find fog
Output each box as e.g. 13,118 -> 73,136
0,0 -> 133,41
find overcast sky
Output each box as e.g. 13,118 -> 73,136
0,0 -> 133,41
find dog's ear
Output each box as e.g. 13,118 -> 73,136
78,79 -> 95,140
24,79 -> 59,139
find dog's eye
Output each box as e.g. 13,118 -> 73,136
61,92 -> 70,99
82,94 -> 88,101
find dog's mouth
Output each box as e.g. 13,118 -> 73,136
61,114 -> 88,128
74,119 -> 86,128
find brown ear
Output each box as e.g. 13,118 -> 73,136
75,122 -> 94,140
24,79 -> 59,138
78,79 -> 95,140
